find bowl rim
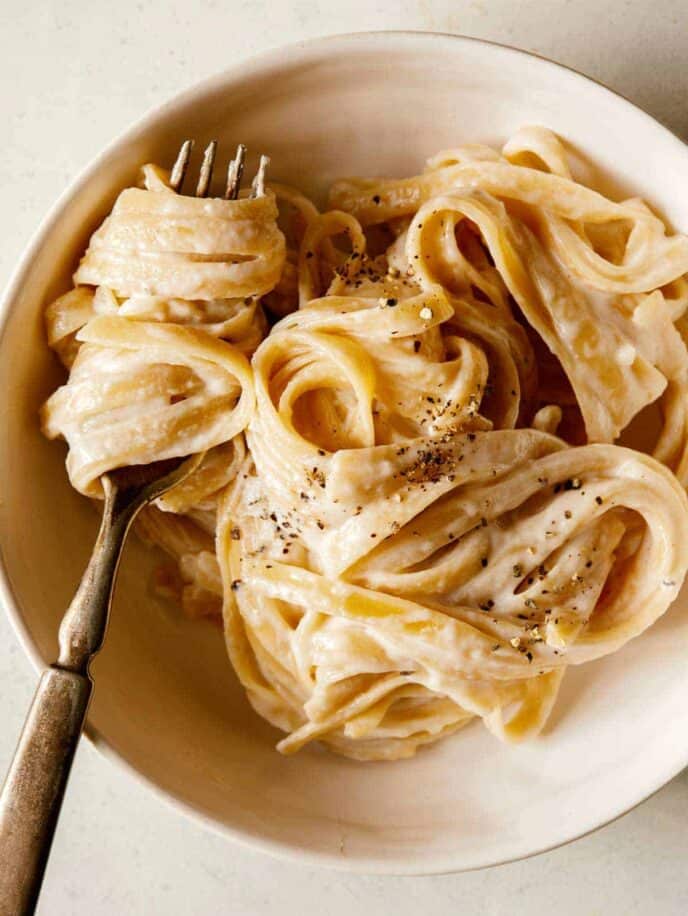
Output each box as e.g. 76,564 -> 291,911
1,28 -> 688,876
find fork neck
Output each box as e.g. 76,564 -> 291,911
56,479 -> 144,675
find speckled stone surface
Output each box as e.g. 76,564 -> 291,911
2,2 -> 688,913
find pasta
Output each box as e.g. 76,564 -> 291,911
42,129 -> 688,760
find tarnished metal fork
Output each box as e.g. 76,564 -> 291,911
0,141 -> 269,916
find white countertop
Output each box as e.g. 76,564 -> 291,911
2,1 -> 688,912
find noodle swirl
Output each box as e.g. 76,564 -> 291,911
42,131 -> 688,760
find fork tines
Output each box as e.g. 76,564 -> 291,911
168,140 -> 268,199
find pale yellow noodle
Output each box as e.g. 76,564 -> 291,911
42,133 -> 688,761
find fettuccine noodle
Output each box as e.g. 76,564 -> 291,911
42,130 -> 688,760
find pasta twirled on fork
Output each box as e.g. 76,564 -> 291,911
42,160 -> 285,619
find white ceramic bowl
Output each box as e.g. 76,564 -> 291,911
2,31 -> 688,876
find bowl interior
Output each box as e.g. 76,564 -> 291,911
2,32 -> 688,874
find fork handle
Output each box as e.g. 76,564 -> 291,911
0,666 -> 91,915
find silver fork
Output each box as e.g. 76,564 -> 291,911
0,142 -> 269,915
